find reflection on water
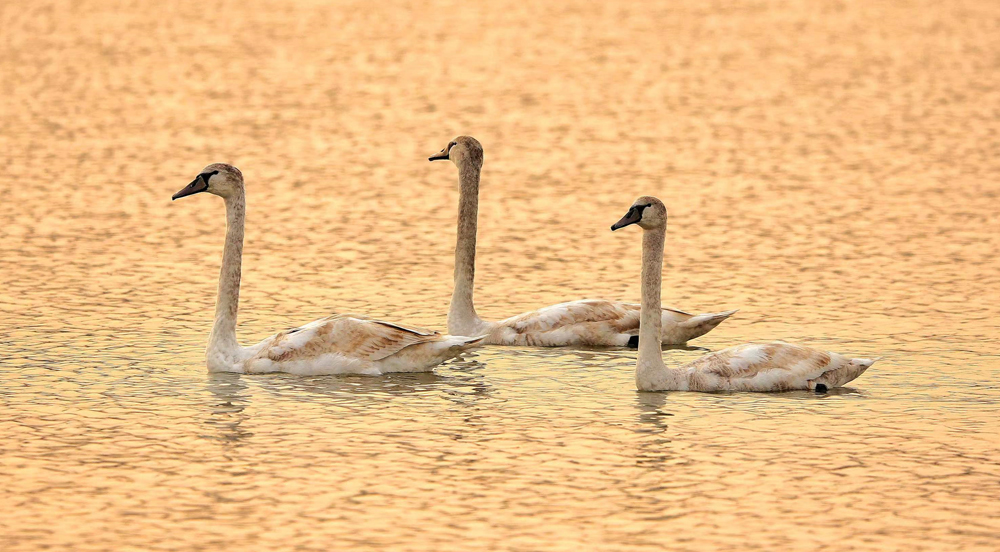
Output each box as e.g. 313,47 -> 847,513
2,0 -> 1000,550
206,373 -> 253,442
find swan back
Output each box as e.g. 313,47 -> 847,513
235,315 -> 484,375
255,315 -> 444,363
680,342 -> 877,392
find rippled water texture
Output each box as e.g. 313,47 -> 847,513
2,0 -> 999,550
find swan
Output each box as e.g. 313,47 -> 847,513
611,196 -> 878,392
428,136 -> 736,347
172,163 -> 484,375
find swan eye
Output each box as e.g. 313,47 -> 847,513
632,204 -> 651,218
448,142 -> 457,150
199,170 -> 219,183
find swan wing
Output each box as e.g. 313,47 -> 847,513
499,300 -> 724,332
684,342 -> 839,390
261,314 -> 444,363
499,299 -> 641,333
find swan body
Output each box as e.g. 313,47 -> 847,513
210,315 -> 484,375
470,300 -> 737,347
612,196 -> 878,392
640,341 -> 877,392
173,163 -> 483,375
429,136 -> 736,347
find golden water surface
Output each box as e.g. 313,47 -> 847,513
2,0 -> 999,550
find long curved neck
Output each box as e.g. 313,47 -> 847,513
636,225 -> 679,391
448,161 -> 484,334
208,191 -> 245,356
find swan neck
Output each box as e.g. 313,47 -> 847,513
209,192 -> 244,355
449,161 -> 483,334
637,225 -> 673,390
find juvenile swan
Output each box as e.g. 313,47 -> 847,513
429,136 -> 736,347
611,196 -> 878,392
172,164 -> 483,375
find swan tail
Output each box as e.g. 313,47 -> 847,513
668,309 -> 738,343
449,335 -> 487,351
810,357 -> 880,390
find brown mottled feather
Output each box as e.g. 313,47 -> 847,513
501,300 -> 694,334
256,314 -> 443,363
684,343 -> 834,382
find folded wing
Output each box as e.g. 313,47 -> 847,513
256,314 -> 445,363
683,342 -> 847,391
500,299 -> 640,334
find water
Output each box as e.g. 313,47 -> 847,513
2,0 -> 999,550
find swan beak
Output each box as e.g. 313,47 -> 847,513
172,176 -> 209,200
611,208 -> 642,231
428,150 -> 449,161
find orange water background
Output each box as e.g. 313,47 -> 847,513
1,1 -> 999,550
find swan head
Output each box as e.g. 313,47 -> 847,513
172,163 -> 244,200
610,196 -> 666,231
428,136 -> 484,170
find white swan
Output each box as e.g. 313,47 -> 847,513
611,196 -> 878,392
428,136 -> 736,347
172,163 -> 484,375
